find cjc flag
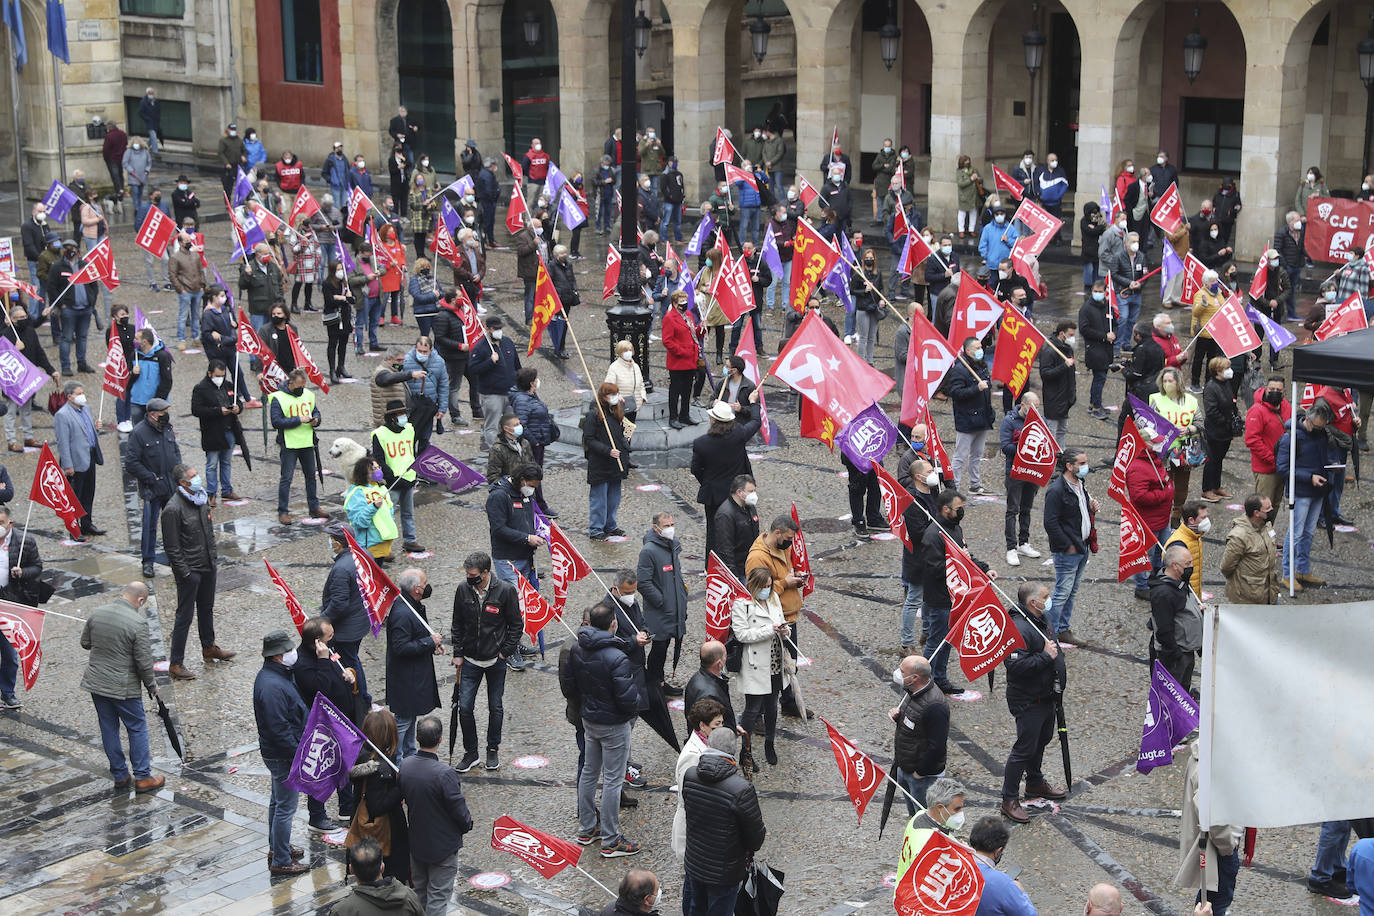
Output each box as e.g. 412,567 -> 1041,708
513,568 -> 556,641
546,518 -> 591,613
490,815 -> 583,879
789,504 -> 816,597
527,260 -> 564,355
948,584 -> 1025,681
265,559 -> 308,634
1117,501 -> 1156,583
30,443 -> 85,538
769,309 -> 894,427
0,601 -> 44,690
1137,659 -> 1199,774
873,464 -> 915,551
894,826 -> 985,916
990,306 -> 1047,398
705,551 -> 749,643
412,445 -> 486,493
342,529 -> 401,636
820,717 -> 884,823
1009,404 -> 1059,486
286,693 -> 365,802
836,403 -> 898,472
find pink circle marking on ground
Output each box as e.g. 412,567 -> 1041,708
636,484 -> 662,491
949,690 -> 983,702
668,698 -> 685,711
512,755 -> 549,769
470,872 -> 511,890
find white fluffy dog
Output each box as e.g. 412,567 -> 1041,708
327,436 -> 369,478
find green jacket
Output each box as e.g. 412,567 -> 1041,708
638,138 -> 667,175
80,597 -> 157,699
760,135 -> 785,172
239,260 -> 285,316
740,134 -> 765,167
708,191 -> 734,228
329,879 -> 425,916
873,149 -> 899,193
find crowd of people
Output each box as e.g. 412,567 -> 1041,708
2,110 -> 1371,916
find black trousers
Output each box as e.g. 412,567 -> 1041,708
1201,436 -> 1232,492
325,316 -> 350,375
72,460 -> 97,529
170,567 -> 217,665
668,368 -> 695,422
1004,477 -> 1037,550
1002,699 -> 1055,800
648,637 -> 672,685
741,682 -> 780,742
847,468 -> 883,528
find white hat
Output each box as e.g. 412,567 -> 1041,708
708,401 -> 735,423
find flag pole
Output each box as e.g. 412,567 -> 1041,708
571,864 -> 618,900
1288,381 -> 1297,597
19,499 -> 34,556
561,319 -> 624,472
325,655 -> 401,773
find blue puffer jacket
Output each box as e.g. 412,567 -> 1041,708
508,388 -> 556,447
1276,415 -> 1332,499
559,626 -> 641,726
402,348 -> 449,409
736,179 -> 761,208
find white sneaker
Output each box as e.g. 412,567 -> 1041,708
1017,543 -> 1042,558
117,420 -> 134,433
1006,549 -> 1021,567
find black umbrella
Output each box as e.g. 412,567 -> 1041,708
449,682 -> 460,764
312,431 -> 325,484
152,691 -> 184,760
877,765 -> 900,839
229,416 -> 253,470
1054,693 -> 1072,791
638,679 -> 681,753
670,634 -> 682,680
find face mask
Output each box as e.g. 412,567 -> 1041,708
416,351 -> 429,363
1268,255 -> 1279,266
395,413 -> 408,427
1181,566 -> 1196,584
1129,242 -> 1140,253
189,475 -> 204,492
994,214 -> 1006,224
744,491 -> 759,506
901,151 -> 911,159
1222,368 -> 1234,380
492,329 -> 503,340
1264,389 -> 1283,406
1293,220 -> 1302,231
281,648 -> 298,667
1116,220 -> 1127,230
606,394 -> 622,406
655,526 -> 676,542
370,468 -> 385,483
1307,173 -> 1315,183
467,574 -> 484,589
228,130 -> 237,137
211,375 -> 225,387
620,351 -> 634,363
533,143 -> 542,151
951,507 -> 965,524
1126,164 -> 1135,173
519,484 -> 536,498
971,348 -> 984,361
154,414 -> 169,428
925,471 -> 941,487
1048,160 -> 1058,169
612,592 -> 634,608
1209,283 -> 1220,293
787,190 -> 798,200
1064,334 -> 1078,347
1326,290 -> 1338,301
420,584 -> 433,600
1092,291 -> 1105,302
1194,516 -> 1213,535
178,183 -> 188,191
70,393 -> 87,407
1157,156 -> 1166,165
35,213 -> 45,223
1076,463 -> 1090,479
998,269 -> 1011,280
944,810 -> 966,831
777,538 -> 793,552
940,245 -> 952,256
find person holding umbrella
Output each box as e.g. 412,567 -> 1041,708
449,551 -> 522,774
999,582 -> 1067,824
81,582 -> 165,794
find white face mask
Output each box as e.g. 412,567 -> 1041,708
533,142 -> 542,151
620,351 -> 634,362
1195,516 -> 1212,534
1064,335 -> 1077,347
901,151 -> 911,159
892,667 -> 908,689
998,270 -> 1011,280
1157,156 -> 1166,165
617,592 -> 635,606
994,214 -> 1006,224
1129,242 -> 1140,253
211,375 -> 225,387
1306,173 -> 1315,183
787,190 -> 798,200
72,393 -> 88,407
520,485 -> 535,497
1210,229 -> 1219,239
924,471 -> 941,488
491,329 -> 503,340
1222,368 -> 1234,380
281,648 -> 298,667
1126,164 -> 1135,173
944,810 -> 966,831
743,491 -> 759,506
1047,160 -> 1058,169
607,393 -> 622,405
658,526 -> 676,541
1293,220 -> 1303,231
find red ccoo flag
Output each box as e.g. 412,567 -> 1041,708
873,464 -> 915,551
344,186 -> 372,235
602,244 -> 621,301
288,185 -> 322,226
265,559 -> 308,634
947,584 -> 1025,682
820,717 -> 884,823
134,206 -> 178,258
513,568 -> 556,641
705,551 -> 749,642
1314,293 -> 1370,341
712,127 -> 738,166
1009,403 -> 1059,486
0,601 -> 44,690
30,443 -> 86,538
102,330 -> 130,399
789,504 -> 816,597
1181,252 -> 1207,305
490,815 -> 582,879
723,163 -> 758,191
1150,182 -> 1185,236
1248,254 -> 1269,301
991,163 -> 1024,201
546,519 -> 591,613
287,326 -> 329,393
342,529 -> 401,637
1204,294 -> 1264,358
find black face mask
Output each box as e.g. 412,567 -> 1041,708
273,316 -> 287,325
290,386 -> 305,397
154,414 -> 169,428
777,539 -> 793,552
466,574 -> 483,589
949,507 -> 965,524
1182,566 -> 1195,583
1264,390 -> 1283,406
1265,507 -> 1279,525
420,584 -> 433,600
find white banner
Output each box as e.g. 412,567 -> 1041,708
1199,600 -> 1374,828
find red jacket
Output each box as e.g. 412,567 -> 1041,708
523,148 -> 550,181
661,306 -> 700,371
1244,394 -> 1289,473
1153,330 -> 1184,368
1316,386 -> 1356,436
1125,451 -> 1174,532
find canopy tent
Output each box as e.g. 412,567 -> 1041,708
1290,327 -> 1374,389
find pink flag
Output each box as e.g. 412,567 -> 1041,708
1314,293 -> 1370,341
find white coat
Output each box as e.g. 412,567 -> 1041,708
730,593 -> 791,696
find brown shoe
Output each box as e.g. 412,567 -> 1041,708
114,776 -> 133,789
265,846 -> 304,864
1216,487 -> 1233,498
309,509 -> 329,519
403,542 -> 425,553
168,664 -> 197,680
207,496 -> 216,507
202,645 -> 237,662
1296,572 -> 1326,587
1025,779 -> 1068,800
221,491 -> 241,501
1279,576 -> 1304,593
268,861 -> 310,876
1200,490 -> 1221,502
1001,798 -> 1030,823
7,444 -> 21,453
134,775 -> 165,794
278,513 -> 295,525
23,438 -> 38,448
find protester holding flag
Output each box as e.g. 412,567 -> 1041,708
377,224 -> 408,326
948,338 -> 996,494
899,455 -> 940,654
1125,433 -> 1176,601
1148,544 -> 1201,690
239,243 -> 286,333
1042,450 -> 1096,644
978,205 -> 1019,269
1199,357 -> 1240,501
293,617 -> 357,834
317,523 -> 373,702
386,570 -> 443,759
253,628 -> 309,874
1150,367 -> 1204,525
1000,582 -> 1067,823
920,490 -> 987,694
52,240 -> 98,375
691,399 -> 761,557
1,302 -> 58,452
82,582 -> 165,793
48,382 -> 102,539
1188,270 -> 1228,391
345,458 -> 399,562
128,329 -> 172,427
1276,400 -> 1333,592
345,709 -> 410,882
125,398 -> 182,578
269,368 -> 326,526
470,315 -> 520,447
999,391 -> 1046,567
198,287 -> 236,375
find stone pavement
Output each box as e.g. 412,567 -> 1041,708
0,215 -> 1369,915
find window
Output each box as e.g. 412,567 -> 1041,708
281,0 -> 323,84
119,0 -> 185,16
124,96 -> 193,142
1181,97 -> 1242,173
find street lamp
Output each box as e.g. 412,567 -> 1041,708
634,5 -> 652,58
749,13 -> 772,64
1359,13 -> 1374,175
522,10 -> 540,48
879,1 -> 901,72
1182,6 -> 1207,83
1021,27 -> 1045,76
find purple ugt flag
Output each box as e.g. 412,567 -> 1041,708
685,213 -> 716,257
1161,244 -> 1183,299
412,444 -> 486,494
836,402 -> 898,472
1243,300 -> 1297,352
42,180 -> 79,223
287,693 -> 366,802
760,223 -> 783,278
0,338 -> 49,406
232,167 -> 253,207
822,259 -> 853,312
1137,660 -> 1200,774
1127,394 -> 1181,454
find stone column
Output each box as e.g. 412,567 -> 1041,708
791,0 -> 854,186
671,0 -> 723,204
926,6 -> 988,225
555,0 -> 612,179
1070,2 -> 1138,209
460,0 -> 507,162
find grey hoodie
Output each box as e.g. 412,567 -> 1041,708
122,145 -> 151,186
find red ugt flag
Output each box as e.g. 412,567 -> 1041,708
342,529 -> 400,637
264,559 -> 308,634
873,464 -> 914,551
948,584 -> 1025,681
102,331 -> 130,399
287,326 -> 330,393
1118,501 -> 1156,583
1204,295 -> 1263,358
1009,404 -> 1059,486
789,504 -> 816,597
769,309 -> 894,426
706,551 -> 749,643
820,717 -> 883,823
135,206 -> 178,258
1107,415 -> 1149,507
0,601 -> 44,690
514,568 -> 556,641
30,443 -> 86,538
490,815 -> 582,879
991,164 -> 1024,201
1150,182 -> 1185,235
894,829 -> 986,916
943,532 -> 990,616
547,520 -> 591,613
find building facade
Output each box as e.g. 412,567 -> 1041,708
0,0 -> 1368,258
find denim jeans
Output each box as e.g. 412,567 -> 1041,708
953,428 -> 989,490
897,770 -> 938,816
1132,525 -> 1174,590
739,207 -> 760,244
140,496 -> 166,562
494,558 -> 538,591
59,306 -> 92,372
921,605 -> 953,684
1089,369 -> 1107,408
659,202 -> 682,241
1048,551 -> 1089,634
263,756 -> 299,867
1285,266 -> 1302,321
367,296 -> 385,345
205,448 -> 233,497
307,780 -> 354,825
396,715 -> 418,758
1116,295 -> 1141,354
1202,849 -> 1239,916
683,874 -> 741,916
1082,261 -> 1100,287
396,485 -> 416,543
277,446 -> 320,515
844,307 -> 857,338
1311,821 -> 1351,883
147,127 -> 160,155
578,718 -> 632,844
129,183 -> 144,216
900,581 -> 923,647
1327,462 -> 1347,518
0,629 -> 18,698
588,480 -> 623,536
1282,495 -> 1322,577
92,694 -> 152,781
458,659 -> 508,755
176,291 -> 201,341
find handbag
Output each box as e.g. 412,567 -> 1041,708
344,792 -> 391,855
725,634 -> 744,672
735,860 -> 785,916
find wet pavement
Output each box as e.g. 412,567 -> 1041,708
1,211 -> 1369,915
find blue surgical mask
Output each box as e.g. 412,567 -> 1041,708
911,441 -> 925,451
1076,463 -> 1090,479
972,348 -> 984,361
189,475 -> 204,492
1092,291 -> 1105,302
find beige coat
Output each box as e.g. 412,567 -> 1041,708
730,593 -> 793,696
603,357 -> 648,408
1219,517 -> 1279,605
1175,744 -> 1243,892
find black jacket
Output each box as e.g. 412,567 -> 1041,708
160,488 -> 216,575
1203,377 -> 1238,442
254,660 -> 306,760
3,533 -> 43,605
1077,299 -> 1114,372
1038,339 -> 1076,420
712,497 -> 759,580
549,257 -> 579,308
322,549 -> 369,643
683,665 -> 737,734
947,358 -> 994,433
690,418 -> 762,510
190,376 -> 237,452
584,407 -> 631,485
451,576 -> 522,662
1043,474 -> 1090,555
560,626 -> 640,726
3,319 -> 55,376
0,465 -> 12,504
385,598 -> 440,718
294,643 -> 356,724
469,334 -> 520,395
125,418 -> 183,501
900,488 -> 937,584
20,218 -> 46,262
893,681 -> 949,777
1003,606 -> 1066,707
919,520 -> 986,610
1124,336 -> 1166,401
661,168 -> 685,205
397,750 -> 473,864
199,307 -> 236,366
432,304 -> 469,362
1148,571 -> 1193,664
682,751 -> 766,884
485,476 -> 536,563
